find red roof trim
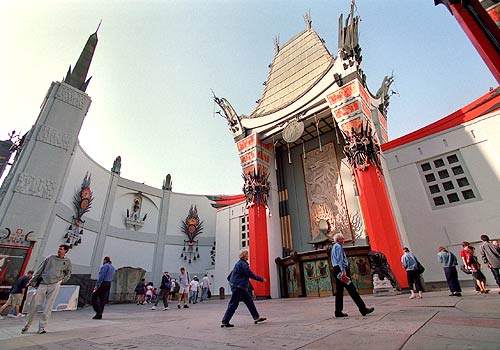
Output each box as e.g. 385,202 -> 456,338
208,194 -> 246,210
381,87 -> 500,151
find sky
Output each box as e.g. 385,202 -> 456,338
1,0 -> 497,195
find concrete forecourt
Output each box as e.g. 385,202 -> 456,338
0,288 -> 499,349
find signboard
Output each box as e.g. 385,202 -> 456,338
326,79 -> 373,136
23,285 -> 79,312
0,245 -> 31,287
237,134 -> 272,175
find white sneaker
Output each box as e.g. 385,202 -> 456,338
163,307 -> 169,310
20,314 -> 26,318
150,306 -> 156,310
7,314 -> 19,318
0,315 -> 4,320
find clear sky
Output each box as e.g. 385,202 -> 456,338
1,0 -> 497,195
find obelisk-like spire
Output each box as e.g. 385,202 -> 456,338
64,22 -> 100,92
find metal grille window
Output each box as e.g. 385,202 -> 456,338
418,151 -> 480,209
240,215 -> 250,248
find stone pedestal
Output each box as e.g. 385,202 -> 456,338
112,267 -> 146,303
372,274 -> 396,296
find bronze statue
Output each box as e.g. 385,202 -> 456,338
368,251 -> 401,290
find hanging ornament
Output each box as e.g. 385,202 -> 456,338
79,229 -> 84,235
188,259 -> 191,263
195,247 -> 198,252
315,115 -> 322,152
184,256 -> 187,260
197,253 -> 200,258
193,256 -> 196,261
181,253 -> 184,258
287,143 -> 291,164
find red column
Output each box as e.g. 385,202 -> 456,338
355,167 -> 408,288
444,1 -> 500,83
248,203 -> 271,297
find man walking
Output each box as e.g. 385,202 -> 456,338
177,267 -> 190,309
22,244 -> 72,334
480,234 -> 500,291
221,249 -> 266,327
91,256 -> 115,319
151,271 -> 171,311
200,273 -> 210,302
330,232 -> 374,318
0,270 -> 33,319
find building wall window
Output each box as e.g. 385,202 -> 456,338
418,151 -> 480,209
240,215 -> 250,248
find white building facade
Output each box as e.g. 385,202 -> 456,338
381,89 -> 500,286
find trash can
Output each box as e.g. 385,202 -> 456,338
219,287 -> 225,299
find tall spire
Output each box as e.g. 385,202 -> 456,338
64,24 -> 99,92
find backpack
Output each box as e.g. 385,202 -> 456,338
165,276 -> 172,290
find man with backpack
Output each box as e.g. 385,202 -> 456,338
151,271 -> 171,310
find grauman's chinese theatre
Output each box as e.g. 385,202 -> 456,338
214,5 -> 407,298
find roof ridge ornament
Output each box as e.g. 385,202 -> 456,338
212,90 -> 245,139
375,74 -> 395,115
338,0 -> 361,64
274,35 -> 280,54
304,11 -> 312,31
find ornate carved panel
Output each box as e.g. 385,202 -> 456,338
37,125 -> 72,150
14,173 -> 56,200
55,84 -> 91,112
302,142 -> 352,240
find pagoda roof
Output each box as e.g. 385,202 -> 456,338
250,28 -> 334,118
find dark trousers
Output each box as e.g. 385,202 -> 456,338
154,289 -> 169,308
91,281 -> 111,316
333,266 -> 367,314
407,270 -> 423,292
444,267 -> 461,293
222,288 -> 259,323
489,267 -> 500,288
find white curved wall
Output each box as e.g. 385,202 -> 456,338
102,236 -> 155,272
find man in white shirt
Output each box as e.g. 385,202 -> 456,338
189,276 -> 199,304
200,273 -> 210,302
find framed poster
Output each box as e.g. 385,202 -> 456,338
0,245 -> 31,286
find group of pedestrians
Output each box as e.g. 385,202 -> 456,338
404,234 -> 500,299
131,267 -> 212,311
3,232 -> 499,334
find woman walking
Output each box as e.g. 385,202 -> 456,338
401,247 -> 423,299
437,247 -> 462,296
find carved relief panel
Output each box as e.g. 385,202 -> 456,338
302,142 -> 352,241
